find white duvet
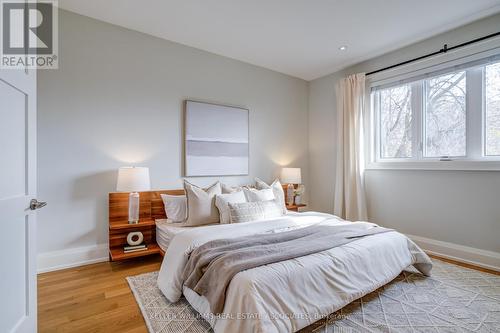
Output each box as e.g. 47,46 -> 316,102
157,211 -> 432,333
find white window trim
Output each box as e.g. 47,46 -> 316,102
365,36 -> 500,171
366,160 -> 500,171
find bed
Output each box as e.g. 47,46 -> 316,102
157,211 -> 432,333
156,219 -> 196,252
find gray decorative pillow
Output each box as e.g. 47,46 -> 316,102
229,200 -> 284,223
255,178 -> 287,214
184,180 -> 221,226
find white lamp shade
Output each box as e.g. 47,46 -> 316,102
281,167 -> 302,184
116,167 -> 151,192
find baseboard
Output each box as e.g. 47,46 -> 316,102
37,244 -> 109,273
406,234 -> 500,272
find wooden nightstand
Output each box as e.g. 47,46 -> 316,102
108,218 -> 161,261
286,204 -> 307,212
108,189 -> 184,261
108,192 -> 162,262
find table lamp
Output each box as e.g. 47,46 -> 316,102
281,167 -> 301,205
116,167 -> 151,224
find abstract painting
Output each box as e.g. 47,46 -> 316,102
184,100 -> 249,176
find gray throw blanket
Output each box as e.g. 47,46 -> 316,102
182,223 -> 393,314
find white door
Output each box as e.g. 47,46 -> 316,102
0,65 -> 39,332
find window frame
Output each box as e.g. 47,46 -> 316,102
366,41 -> 500,171
484,61 -> 500,157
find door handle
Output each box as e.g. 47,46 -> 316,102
30,199 -> 47,210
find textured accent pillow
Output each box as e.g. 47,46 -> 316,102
160,194 -> 187,223
221,183 -> 243,194
255,178 -> 287,214
243,187 -> 275,202
229,200 -> 284,223
221,183 -> 255,193
184,181 -> 222,226
215,191 -> 247,224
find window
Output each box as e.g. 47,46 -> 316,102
485,62 -> 500,156
379,84 -> 412,158
371,59 -> 500,169
424,71 -> 466,158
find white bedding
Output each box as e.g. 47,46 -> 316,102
155,219 -> 191,252
156,219 -> 221,251
157,211 -> 432,333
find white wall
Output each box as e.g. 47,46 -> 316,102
308,71 -> 344,213
37,10 -> 309,272
308,14 -> 500,268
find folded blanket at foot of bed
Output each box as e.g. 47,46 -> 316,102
182,223 -> 394,314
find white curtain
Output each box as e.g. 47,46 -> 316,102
333,73 -> 368,221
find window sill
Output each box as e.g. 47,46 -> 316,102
365,160 -> 500,171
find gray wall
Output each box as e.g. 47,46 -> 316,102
308,14 -> 500,252
37,10 -> 309,255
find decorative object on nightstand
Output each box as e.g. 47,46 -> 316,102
126,231 -> 144,246
281,167 -> 302,205
116,167 -> 151,224
294,184 -> 305,205
124,231 -> 147,253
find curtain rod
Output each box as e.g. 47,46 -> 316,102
366,31 -> 500,76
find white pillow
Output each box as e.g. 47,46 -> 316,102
221,183 -> 243,194
243,187 -> 275,202
160,194 -> 187,223
184,180 -> 222,226
255,178 -> 287,214
229,200 -> 284,223
215,191 -> 247,224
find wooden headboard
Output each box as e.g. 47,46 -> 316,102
109,189 -> 184,222
108,185 -> 291,222
108,185 -> 293,260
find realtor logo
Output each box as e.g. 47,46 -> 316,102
1,0 -> 58,69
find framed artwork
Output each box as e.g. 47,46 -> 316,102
184,100 -> 249,176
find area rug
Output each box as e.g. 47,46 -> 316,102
127,259 -> 500,332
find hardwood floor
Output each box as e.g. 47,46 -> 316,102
38,254 -> 499,333
38,255 -> 162,333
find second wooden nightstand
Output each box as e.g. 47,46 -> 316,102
286,204 -> 307,212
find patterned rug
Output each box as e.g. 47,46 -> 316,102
127,259 -> 500,332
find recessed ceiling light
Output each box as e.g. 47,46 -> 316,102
339,45 -> 347,51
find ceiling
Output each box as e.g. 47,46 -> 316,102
58,0 -> 500,81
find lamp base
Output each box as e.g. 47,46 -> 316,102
128,192 -> 140,224
286,184 -> 295,205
